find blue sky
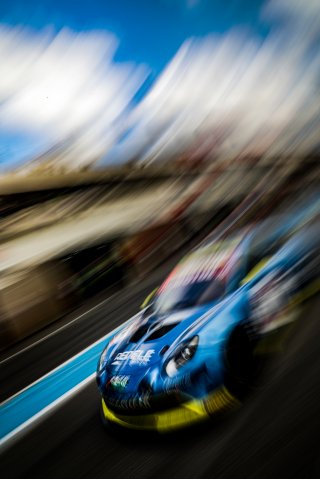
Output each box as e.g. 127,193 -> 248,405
0,0 -> 272,169
2,0 -> 318,170
0,0 -> 269,76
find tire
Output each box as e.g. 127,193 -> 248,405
224,326 -> 264,400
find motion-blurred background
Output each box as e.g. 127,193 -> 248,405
0,1 -> 319,477
0,0 -> 319,348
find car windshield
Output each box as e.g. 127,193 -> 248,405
154,278 -> 225,314
153,239 -> 243,315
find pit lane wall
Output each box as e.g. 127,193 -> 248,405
0,263 -> 77,348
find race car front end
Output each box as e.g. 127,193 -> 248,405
100,383 -> 239,432
96,321 -> 241,432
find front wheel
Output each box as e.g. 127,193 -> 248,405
224,327 -> 266,400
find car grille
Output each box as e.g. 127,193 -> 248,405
103,390 -> 191,415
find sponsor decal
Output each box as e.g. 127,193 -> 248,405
110,375 -> 130,390
111,349 -> 155,366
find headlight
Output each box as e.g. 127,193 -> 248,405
165,336 -> 199,377
98,345 -> 109,372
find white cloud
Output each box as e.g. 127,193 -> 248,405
0,26 -> 149,170
264,0 -> 320,22
2,0 -> 320,171
117,1 -> 320,165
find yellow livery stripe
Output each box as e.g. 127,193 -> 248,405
101,386 -> 240,432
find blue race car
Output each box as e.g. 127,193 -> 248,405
96,207 -> 319,432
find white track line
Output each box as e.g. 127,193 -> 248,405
0,288 -> 122,366
0,314 -> 138,448
0,312 -> 138,407
0,373 -> 96,453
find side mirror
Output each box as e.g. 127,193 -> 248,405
140,287 -> 158,310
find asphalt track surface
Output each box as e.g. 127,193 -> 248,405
1,275 -> 320,478
0,269 -> 164,402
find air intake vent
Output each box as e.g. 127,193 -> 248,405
146,323 -> 177,341
130,325 -> 151,343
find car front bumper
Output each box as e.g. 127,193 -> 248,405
101,385 -> 240,432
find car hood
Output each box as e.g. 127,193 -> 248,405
106,305 -> 212,375
100,292 -> 248,398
